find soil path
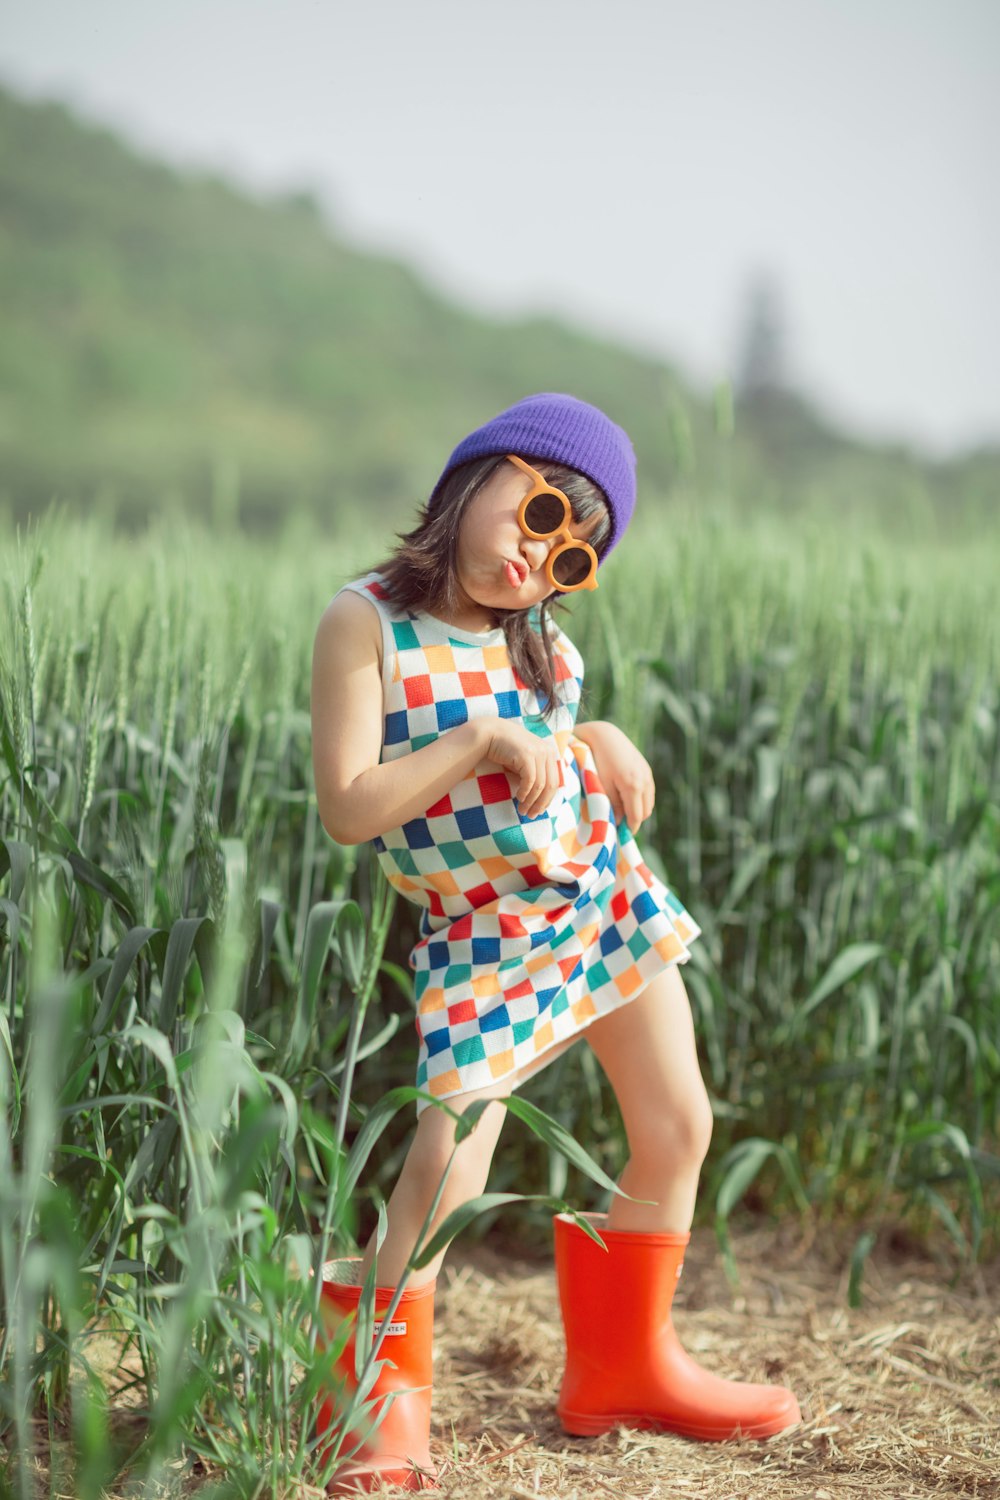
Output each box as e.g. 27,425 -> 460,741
31,1221 -> 998,1497
423,1220 -> 999,1500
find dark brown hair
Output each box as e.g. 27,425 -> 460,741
367,455 -> 612,723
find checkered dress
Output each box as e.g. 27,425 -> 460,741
335,570 -> 702,1116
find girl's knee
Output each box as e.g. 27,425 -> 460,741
689,1087 -> 715,1159
633,1086 -> 714,1168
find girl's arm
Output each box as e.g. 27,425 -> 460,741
573,720 -> 603,745
575,720 -> 630,753
311,590 -> 496,846
572,720 -> 655,835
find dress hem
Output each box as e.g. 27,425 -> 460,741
413,935 -> 700,1118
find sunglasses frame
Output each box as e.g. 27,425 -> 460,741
506,454 -> 599,593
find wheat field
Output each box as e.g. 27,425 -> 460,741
1,495 -> 997,1495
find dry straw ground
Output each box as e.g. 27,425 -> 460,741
28,1221 -> 1000,1499
412,1220 -> 999,1500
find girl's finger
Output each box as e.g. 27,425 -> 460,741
533,758 -> 559,816
522,757 -> 544,813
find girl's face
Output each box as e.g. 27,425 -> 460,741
449,460 -> 605,629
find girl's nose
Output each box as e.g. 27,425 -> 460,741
521,537 -> 556,573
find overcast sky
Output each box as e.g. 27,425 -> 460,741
3,0 -> 998,456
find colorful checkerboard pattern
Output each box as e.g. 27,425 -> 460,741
335,570 -> 702,1115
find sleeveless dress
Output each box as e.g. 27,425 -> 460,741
334,569 -> 702,1117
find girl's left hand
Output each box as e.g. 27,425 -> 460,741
577,722 -> 655,835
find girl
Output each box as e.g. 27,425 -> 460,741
310,393 -> 801,1493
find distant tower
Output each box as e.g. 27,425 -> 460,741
735,270 -> 788,400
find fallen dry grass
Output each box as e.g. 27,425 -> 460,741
16,1221 -> 999,1499
419,1219 -> 999,1500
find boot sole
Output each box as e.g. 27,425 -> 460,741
559,1407 -> 800,1441
326,1465 -> 438,1494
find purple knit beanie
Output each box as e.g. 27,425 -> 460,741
427,392 -> 637,559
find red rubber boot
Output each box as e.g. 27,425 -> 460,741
553,1212 -> 801,1441
316,1259 -> 439,1493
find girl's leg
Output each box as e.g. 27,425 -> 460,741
582,962 -> 714,1233
555,964 -> 803,1440
358,1073 -> 515,1290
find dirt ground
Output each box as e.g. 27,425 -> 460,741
413,1219 -> 999,1500
19,1220 -> 1000,1499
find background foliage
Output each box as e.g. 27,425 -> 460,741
3,501 -> 997,1269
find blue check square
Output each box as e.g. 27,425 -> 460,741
472,936 -> 501,965
427,941 -> 450,971
402,818 -> 435,850
436,698 -> 469,730
494,690 -> 520,719
425,1026 -> 451,1057
455,806 -> 491,840
632,890 -> 658,924
384,709 -> 410,746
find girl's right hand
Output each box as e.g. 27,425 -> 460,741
483,718 -> 564,820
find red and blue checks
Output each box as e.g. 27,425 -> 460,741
335,571 -> 702,1116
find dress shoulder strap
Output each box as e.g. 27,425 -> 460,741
332,569 -> 404,697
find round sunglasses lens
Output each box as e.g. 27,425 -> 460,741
552,547 -> 593,587
524,492 -> 566,534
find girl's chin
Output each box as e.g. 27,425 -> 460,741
492,586 -> 542,610
466,579 -> 530,608
459,572 -> 551,614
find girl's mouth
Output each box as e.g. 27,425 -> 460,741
505,560 -> 526,588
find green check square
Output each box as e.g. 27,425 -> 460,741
585,958 -> 612,992
392,847 -> 419,877
628,928 -> 652,960
438,840 -> 478,869
453,1035 -> 486,1066
494,822 -> 531,856
391,621 -> 421,651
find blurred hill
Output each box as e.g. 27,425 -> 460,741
0,82 -> 996,532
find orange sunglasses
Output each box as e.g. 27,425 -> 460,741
507,454 -> 599,592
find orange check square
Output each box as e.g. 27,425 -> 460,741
404,675 -> 434,708
459,671 -> 493,696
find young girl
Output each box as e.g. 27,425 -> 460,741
310,393 -> 801,1493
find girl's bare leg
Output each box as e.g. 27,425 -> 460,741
356,1028 -> 591,1288
354,961 -> 709,1287
582,962 -> 714,1233
357,1076 -> 513,1289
